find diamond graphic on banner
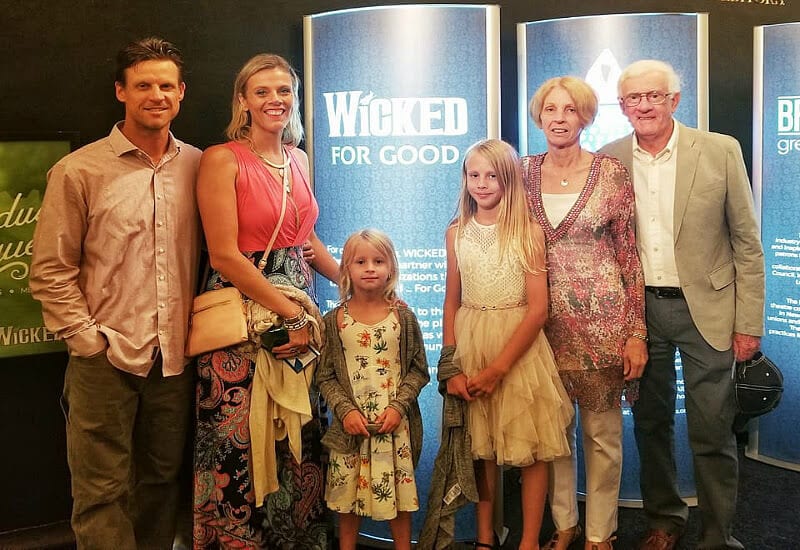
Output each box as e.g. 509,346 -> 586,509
582,49 -> 632,151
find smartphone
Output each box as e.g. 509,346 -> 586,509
365,422 -> 382,436
260,326 -> 290,350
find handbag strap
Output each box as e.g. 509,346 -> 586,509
257,164 -> 289,271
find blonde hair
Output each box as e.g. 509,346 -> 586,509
455,139 -> 545,273
225,53 -> 304,146
529,76 -> 598,130
338,229 -> 400,303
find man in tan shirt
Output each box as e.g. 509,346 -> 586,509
30,37 -> 201,549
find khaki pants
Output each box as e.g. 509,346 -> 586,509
548,406 -> 623,542
62,351 -> 193,550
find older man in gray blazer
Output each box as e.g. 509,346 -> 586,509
601,60 -> 764,550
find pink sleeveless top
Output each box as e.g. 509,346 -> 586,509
225,141 -> 319,252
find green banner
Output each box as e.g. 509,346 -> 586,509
0,139 -> 73,357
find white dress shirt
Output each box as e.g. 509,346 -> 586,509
632,123 -> 681,287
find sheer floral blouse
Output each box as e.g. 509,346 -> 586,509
523,153 -> 646,412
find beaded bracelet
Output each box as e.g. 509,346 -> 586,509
284,315 -> 309,332
283,306 -> 305,325
631,331 -> 649,342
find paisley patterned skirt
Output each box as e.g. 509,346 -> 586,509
193,247 -> 329,549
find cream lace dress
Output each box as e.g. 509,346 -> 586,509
324,306 -> 419,520
454,218 -> 573,465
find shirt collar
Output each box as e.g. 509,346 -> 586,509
632,120 -> 679,161
109,121 -> 180,160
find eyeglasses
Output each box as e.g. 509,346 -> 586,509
620,91 -> 674,107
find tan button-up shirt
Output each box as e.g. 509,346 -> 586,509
30,123 -> 202,376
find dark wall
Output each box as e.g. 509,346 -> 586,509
0,353 -> 71,529
3,1 -> 798,156
1,0 -> 798,533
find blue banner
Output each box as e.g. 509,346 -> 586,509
518,13 -> 707,502
519,13 -> 703,155
750,22 -> 800,469
305,4 -> 499,541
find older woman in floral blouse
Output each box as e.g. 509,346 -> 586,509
522,76 -> 647,550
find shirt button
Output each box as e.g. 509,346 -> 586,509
159,275 -> 165,281
157,195 -> 163,201
159,248 -> 165,254
159,303 -> 166,308
157,221 -> 164,227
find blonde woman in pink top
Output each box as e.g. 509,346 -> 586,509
193,53 -> 338,549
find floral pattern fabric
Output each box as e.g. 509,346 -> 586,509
523,153 -> 646,412
193,246 -> 328,549
325,306 -> 419,521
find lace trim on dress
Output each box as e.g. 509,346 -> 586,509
464,219 -> 498,253
456,219 -> 526,307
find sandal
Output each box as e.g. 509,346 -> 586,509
543,524 -> 582,550
466,535 -> 501,549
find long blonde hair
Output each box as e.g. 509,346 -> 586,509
455,139 -> 545,273
338,229 -> 400,303
225,53 -> 304,146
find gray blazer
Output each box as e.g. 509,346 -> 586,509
601,122 -> 765,351
316,305 -> 430,466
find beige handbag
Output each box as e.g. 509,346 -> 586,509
185,287 -> 249,356
185,165 -> 289,357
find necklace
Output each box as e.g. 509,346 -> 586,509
250,144 -> 292,194
559,179 -> 569,187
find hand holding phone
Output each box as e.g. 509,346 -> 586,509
260,326 -> 290,350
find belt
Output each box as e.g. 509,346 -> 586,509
461,300 -> 526,311
645,286 -> 684,299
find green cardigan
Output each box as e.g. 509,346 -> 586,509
316,304 -> 430,467
419,345 -> 479,549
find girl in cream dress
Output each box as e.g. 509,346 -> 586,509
442,139 -> 573,550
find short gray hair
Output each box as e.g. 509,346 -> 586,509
618,59 -> 681,96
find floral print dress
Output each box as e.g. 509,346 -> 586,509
325,305 -> 419,521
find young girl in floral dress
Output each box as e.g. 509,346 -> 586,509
441,139 -> 573,550
316,229 -> 430,550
